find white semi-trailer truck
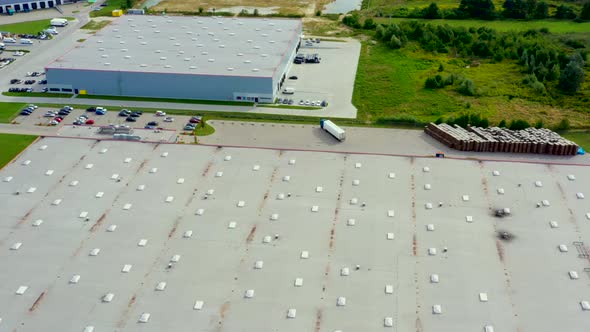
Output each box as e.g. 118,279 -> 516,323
320,119 -> 345,141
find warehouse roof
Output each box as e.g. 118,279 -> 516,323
46,15 -> 302,77
2,136 -> 590,331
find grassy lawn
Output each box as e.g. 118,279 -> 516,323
0,134 -> 37,169
81,20 -> 112,31
375,18 -> 590,33
76,94 -> 254,106
0,102 -> 26,123
561,131 -> 590,150
352,42 -> 590,127
194,121 -> 216,136
2,92 -> 73,98
0,17 -> 74,34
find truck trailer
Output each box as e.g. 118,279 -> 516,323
320,119 -> 345,141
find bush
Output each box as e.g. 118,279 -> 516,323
479,118 -> 490,128
534,119 -> 544,128
316,10 -> 322,16
498,119 -> 507,128
425,75 -> 445,89
555,118 -> 571,131
424,3 -> 442,19
509,119 -> 531,130
438,63 -> 444,72
458,79 -> 477,96
390,35 -> 402,49
435,117 -> 444,124
555,5 -> 576,19
559,60 -> 585,93
363,18 -> 376,30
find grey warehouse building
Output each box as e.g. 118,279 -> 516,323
0,0 -> 65,13
46,15 -> 303,103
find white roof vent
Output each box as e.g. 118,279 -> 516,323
113,28 -> 119,32
229,32 -> 235,36
254,46 -> 260,49
255,28 -> 260,31
160,57 -> 167,60
164,65 -> 172,68
154,30 -> 161,33
270,40 -> 275,43
104,62 -> 111,66
208,59 -> 215,62
261,54 -> 268,57
244,60 -> 251,64
262,33 -> 268,37
178,50 -> 185,54
155,49 -> 162,53
237,53 -> 244,56
202,51 -> 208,55
119,41 -> 125,44
101,54 -> 108,58
191,37 -> 197,41
187,31 -> 193,34
121,48 -> 128,52
140,64 -> 147,67
252,68 -> 259,72
197,44 -> 204,47
124,55 -> 131,59
213,38 -> 220,42
189,66 -> 197,69
174,43 -> 181,46
98,47 -> 105,51
247,39 -> 253,43
184,58 -> 191,61
219,45 -> 225,48
227,67 -> 234,71
97,40 -> 103,43
140,41 -> 147,45
169,36 -> 176,40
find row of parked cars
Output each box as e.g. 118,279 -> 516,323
44,106 -> 73,126
184,116 -> 202,131
19,104 -> 38,116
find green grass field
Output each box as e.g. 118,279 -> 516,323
0,102 -> 26,123
352,42 -> 590,127
81,20 -> 112,31
0,17 -> 74,34
374,18 -> 590,33
0,134 -> 37,169
2,92 -> 73,98
194,121 -> 216,136
561,131 -> 590,150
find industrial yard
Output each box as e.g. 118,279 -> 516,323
0,137 -> 589,331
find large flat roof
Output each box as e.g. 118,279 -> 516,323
46,15 -> 302,77
1,137 -> 590,331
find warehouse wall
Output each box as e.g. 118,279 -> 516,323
272,21 -> 302,95
46,69 -> 273,102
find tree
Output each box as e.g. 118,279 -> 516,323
559,61 -> 585,93
438,63 -> 445,72
459,0 -> 496,19
580,2 -> 590,20
509,119 -> 531,130
363,18 -> 376,30
503,0 -> 526,19
390,35 -> 402,49
424,3 -> 442,19
458,79 -> 477,96
555,5 -> 576,19
498,119 -> 507,128
534,1 -> 549,18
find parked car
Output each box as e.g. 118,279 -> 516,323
155,111 -> 166,116
20,39 -> 33,45
163,117 -> 174,122
38,80 -> 47,85
86,107 -> 96,112
28,104 -> 38,109
24,80 -> 36,85
58,110 -> 70,116
73,120 -> 84,125
85,119 -> 95,125
130,112 -> 141,117
119,109 -> 131,116
14,51 -> 25,56
63,106 -> 73,111
184,124 -> 196,131
3,38 -> 16,43
10,79 -> 22,84
289,75 -> 298,80
95,107 -> 106,115
20,110 -> 32,116
44,112 -> 57,117
144,125 -> 155,129
189,116 -> 202,124
125,116 -> 137,122
78,114 -> 88,119
49,120 -> 59,126
147,121 -> 158,126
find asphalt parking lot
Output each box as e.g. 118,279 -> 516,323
12,105 -> 205,136
279,39 -> 361,117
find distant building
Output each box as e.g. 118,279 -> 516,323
46,15 -> 302,103
0,0 -> 66,14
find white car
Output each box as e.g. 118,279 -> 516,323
14,51 -> 25,56
155,111 -> 166,116
28,104 -> 38,109
49,120 -> 59,126
20,39 -> 33,45
163,117 -> 174,122
3,37 -> 16,43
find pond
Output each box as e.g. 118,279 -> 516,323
323,0 -> 362,14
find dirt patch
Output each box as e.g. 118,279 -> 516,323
168,218 -> 180,239
28,291 -> 46,312
246,225 -> 257,243
152,0 -> 315,15
495,239 -> 505,262
219,300 -> 231,320
89,211 -> 108,233
202,161 -> 213,177
314,309 -> 323,332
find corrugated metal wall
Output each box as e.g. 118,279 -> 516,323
46,69 -> 273,102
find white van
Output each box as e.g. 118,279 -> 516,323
282,87 -> 295,94
20,39 -> 33,44
3,37 -> 16,43
50,18 -> 68,27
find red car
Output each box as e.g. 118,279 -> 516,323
54,117 -> 63,123
85,119 -> 95,125
189,118 -> 201,124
